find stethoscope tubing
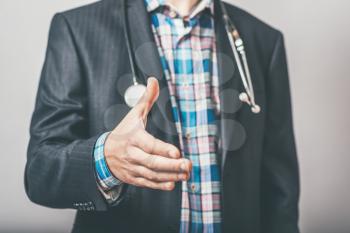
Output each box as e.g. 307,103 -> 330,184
220,1 -> 259,112
122,0 -> 139,86
122,0 -> 260,113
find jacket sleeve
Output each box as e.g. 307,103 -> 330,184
261,32 -> 300,233
25,13 -> 112,211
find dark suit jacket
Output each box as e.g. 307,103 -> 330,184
25,0 -> 300,232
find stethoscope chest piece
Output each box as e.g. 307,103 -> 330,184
124,83 -> 147,108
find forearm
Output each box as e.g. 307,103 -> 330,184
25,135 -> 109,211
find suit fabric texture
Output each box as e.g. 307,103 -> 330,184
25,0 -> 300,232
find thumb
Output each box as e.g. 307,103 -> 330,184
134,77 -> 159,120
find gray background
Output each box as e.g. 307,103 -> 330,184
0,0 -> 349,233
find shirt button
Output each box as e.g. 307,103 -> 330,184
185,132 -> 191,139
190,183 -> 200,193
191,183 -> 196,191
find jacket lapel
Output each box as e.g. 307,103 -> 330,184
126,0 -> 179,144
126,0 -> 163,80
214,0 -> 244,173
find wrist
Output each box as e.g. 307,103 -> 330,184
94,132 -> 123,191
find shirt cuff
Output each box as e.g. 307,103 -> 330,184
97,182 -> 124,205
94,132 -> 123,191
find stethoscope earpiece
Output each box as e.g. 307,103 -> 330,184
239,92 -> 250,105
239,92 -> 261,114
251,105 -> 261,114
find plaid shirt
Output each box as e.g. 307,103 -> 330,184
94,0 -> 222,232
147,0 -> 222,232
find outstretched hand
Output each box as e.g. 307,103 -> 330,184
104,77 -> 192,191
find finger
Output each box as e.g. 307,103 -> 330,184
127,146 -> 192,173
131,165 -> 189,182
133,77 -> 159,120
133,177 -> 175,191
133,129 -> 181,159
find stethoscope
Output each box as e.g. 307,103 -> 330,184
122,0 -> 261,114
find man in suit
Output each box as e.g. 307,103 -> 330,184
25,0 -> 300,232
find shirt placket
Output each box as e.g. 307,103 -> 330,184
149,5 -> 221,232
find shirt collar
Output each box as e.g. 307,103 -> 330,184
144,0 -> 214,18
